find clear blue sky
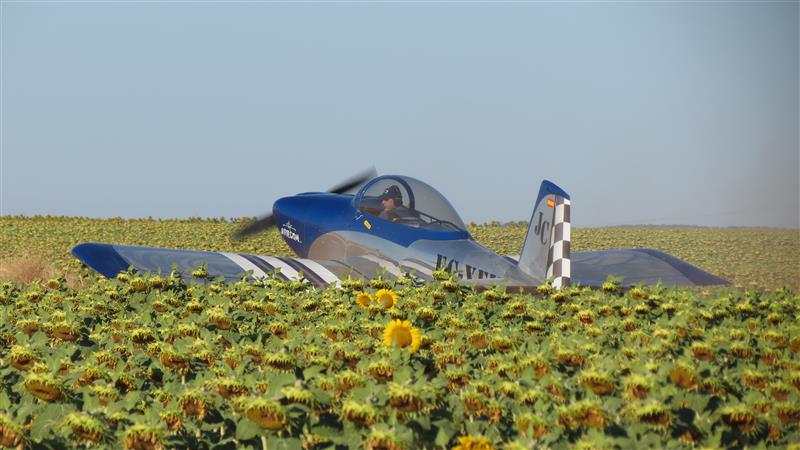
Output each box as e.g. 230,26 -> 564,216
2,2 -> 798,227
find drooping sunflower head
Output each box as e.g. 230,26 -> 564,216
358,274 -> 385,290
25,373 -> 63,402
355,291 -> 373,308
721,404 -> 760,434
160,410 -> 182,433
340,399 -> 378,427
386,382 -> 427,414
376,289 -> 398,308
776,403 -> 800,426
568,400 -> 607,429
215,378 -> 249,399
91,384 -> 119,405
61,412 -> 105,444
179,389 -> 208,421
244,397 -> 288,430
669,363 -> 699,390
365,428 -> 404,450
0,413 -> 23,448
468,331 -> 490,350
415,306 -> 438,322
341,277 -> 366,292
634,402 -> 671,430
579,368 -> 615,395
382,319 -> 421,354
624,374 -> 652,400
281,385 -> 318,408
8,345 -> 38,371
335,370 -> 366,392
451,434 -> 495,450
264,351 -> 295,373
123,423 -> 164,450
367,358 -> 394,382
516,412 -> 547,438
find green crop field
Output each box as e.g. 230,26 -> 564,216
0,216 -> 798,449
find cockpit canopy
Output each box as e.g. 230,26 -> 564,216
354,175 -> 467,232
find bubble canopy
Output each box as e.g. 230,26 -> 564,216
353,175 -> 468,232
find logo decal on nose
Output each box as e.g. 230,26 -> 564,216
280,221 -> 302,243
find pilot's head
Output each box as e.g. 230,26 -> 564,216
379,185 -> 402,208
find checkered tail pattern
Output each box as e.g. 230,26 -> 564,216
545,197 -> 571,289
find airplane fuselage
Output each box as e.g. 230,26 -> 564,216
273,193 -> 540,284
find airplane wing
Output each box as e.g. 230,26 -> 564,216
71,242 -> 436,288
73,243 -> 350,288
504,248 -> 727,287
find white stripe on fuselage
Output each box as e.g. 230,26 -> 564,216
220,252 -> 269,280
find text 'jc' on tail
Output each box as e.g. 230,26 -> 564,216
517,180 -> 571,289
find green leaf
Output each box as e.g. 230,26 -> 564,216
30,405 -> 67,441
311,425 -> 342,440
235,417 -> 261,441
303,366 -> 323,380
393,365 -> 413,383
267,372 -> 296,389
0,392 -> 10,410
268,437 -> 302,450
413,414 -> 431,430
123,391 -> 143,409
434,419 -> 457,447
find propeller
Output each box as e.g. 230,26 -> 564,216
232,167 -> 377,240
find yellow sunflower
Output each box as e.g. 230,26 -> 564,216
451,435 -> 494,450
376,289 -> 398,308
383,319 -> 421,353
356,292 -> 373,308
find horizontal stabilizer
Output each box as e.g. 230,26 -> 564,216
571,249 -> 728,286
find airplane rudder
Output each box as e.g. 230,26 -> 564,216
517,180 -> 571,287
547,195 -> 571,289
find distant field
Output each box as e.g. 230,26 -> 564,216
1,216 -> 798,289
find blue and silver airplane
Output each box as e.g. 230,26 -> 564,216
72,171 -> 727,289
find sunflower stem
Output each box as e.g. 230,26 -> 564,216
261,434 -> 268,450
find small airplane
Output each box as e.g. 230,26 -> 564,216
72,170 -> 727,289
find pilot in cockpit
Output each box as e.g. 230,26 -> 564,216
378,185 -> 410,222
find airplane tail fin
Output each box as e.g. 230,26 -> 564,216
517,180 -> 571,289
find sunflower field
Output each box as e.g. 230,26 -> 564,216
1,267 -> 799,449
0,216 -> 798,449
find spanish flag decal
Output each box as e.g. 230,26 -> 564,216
363,220 -> 372,230
546,198 -> 555,208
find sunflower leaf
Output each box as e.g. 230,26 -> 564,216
433,419 -> 457,447
235,417 -> 261,441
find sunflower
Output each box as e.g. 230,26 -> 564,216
0,414 -> 22,448
340,400 -> 378,427
123,424 -> 164,450
25,373 -> 63,401
62,412 -> 105,444
635,402 -> 671,430
376,289 -> 398,308
451,435 -> 494,450
382,320 -> 421,353
356,291 -> 373,308
244,398 -> 288,430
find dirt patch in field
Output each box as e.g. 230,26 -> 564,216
0,255 -> 83,287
